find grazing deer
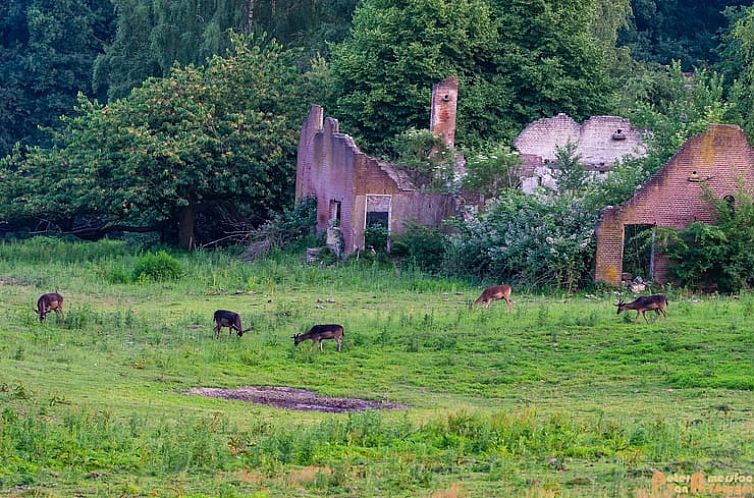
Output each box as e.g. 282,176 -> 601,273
293,324 -> 344,352
616,294 -> 669,323
212,310 -> 252,338
473,284 -> 513,311
36,292 -> 64,322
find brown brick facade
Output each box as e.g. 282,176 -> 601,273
430,77 -> 459,148
594,125 -> 754,285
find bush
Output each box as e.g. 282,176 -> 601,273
364,224 -> 389,253
132,251 -> 183,282
392,223 -> 448,273
462,144 -> 521,197
445,191 -> 596,290
662,188 -> 754,292
392,128 -> 457,192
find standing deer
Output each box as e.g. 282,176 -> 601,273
212,310 -> 252,338
616,294 -> 669,323
293,324 -> 344,352
36,292 -> 64,322
473,284 -> 513,311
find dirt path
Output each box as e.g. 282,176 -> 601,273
187,386 -> 403,413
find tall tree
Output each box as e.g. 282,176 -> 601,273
1,37 -> 312,248
94,0 -> 359,100
329,0 -> 614,153
0,0 -> 115,157
618,0 -> 749,70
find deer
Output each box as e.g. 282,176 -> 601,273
616,294 -> 669,323
212,310 -> 252,338
36,292 -> 64,322
293,324 -> 344,352
473,284 -> 513,311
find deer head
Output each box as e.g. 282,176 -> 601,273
615,299 -> 625,314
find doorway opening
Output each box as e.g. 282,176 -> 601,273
365,195 -> 391,252
622,224 -> 655,282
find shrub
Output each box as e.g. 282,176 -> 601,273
392,128 -> 457,192
662,188 -> 754,292
364,224 -> 389,253
132,251 -> 183,282
392,223 -> 448,273
445,190 -> 596,290
462,144 -> 521,197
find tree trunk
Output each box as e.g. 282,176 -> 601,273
178,205 -> 196,250
244,0 -> 255,34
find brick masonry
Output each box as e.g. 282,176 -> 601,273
295,102 -> 456,255
430,77 -> 459,148
594,124 -> 754,285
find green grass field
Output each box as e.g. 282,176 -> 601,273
1,238 -> 753,497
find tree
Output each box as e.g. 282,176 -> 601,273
553,141 -> 589,196
1,36 -> 312,249
329,0 -> 614,153
328,0 -> 505,153
0,0 -> 115,157
618,0 -> 748,70
94,0 -> 359,100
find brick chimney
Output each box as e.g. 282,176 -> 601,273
430,76 -> 459,149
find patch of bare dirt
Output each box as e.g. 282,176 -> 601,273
187,386 -> 403,413
0,277 -> 30,286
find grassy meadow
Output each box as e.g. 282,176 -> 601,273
1,238 -> 753,497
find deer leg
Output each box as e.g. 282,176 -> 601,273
319,340 -> 324,353
635,311 -> 641,322
337,337 -> 342,352
505,298 -> 512,312
642,311 -> 649,324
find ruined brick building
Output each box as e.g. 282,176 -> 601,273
595,124 -> 754,285
295,77 -> 459,255
513,113 -> 646,193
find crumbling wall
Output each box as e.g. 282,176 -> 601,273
595,125 -> 754,285
296,105 -> 456,255
514,113 -> 645,165
430,76 -> 459,148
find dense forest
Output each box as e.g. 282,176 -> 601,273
2,0 -> 754,289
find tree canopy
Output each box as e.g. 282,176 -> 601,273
1,37 -> 312,248
329,0 -> 614,153
0,0 -> 115,157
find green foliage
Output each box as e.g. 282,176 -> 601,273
95,0 -> 359,100
242,197 -> 317,260
1,35 -> 311,249
462,144 -> 521,197
662,189 -> 754,292
445,191 -> 596,290
0,0 -> 115,156
392,128 -> 457,192
364,223 -> 389,253
329,0 -> 613,152
329,0 -> 502,152
553,141 -> 589,196
391,223 -> 448,273
618,0 -> 744,70
717,5 -> 754,140
132,250 -> 183,282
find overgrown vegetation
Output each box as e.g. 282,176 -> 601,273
1,238 -> 753,497
661,188 -> 754,292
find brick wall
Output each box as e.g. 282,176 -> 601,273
296,105 -> 455,254
513,113 -> 645,166
595,125 -> 754,285
430,77 -> 459,149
